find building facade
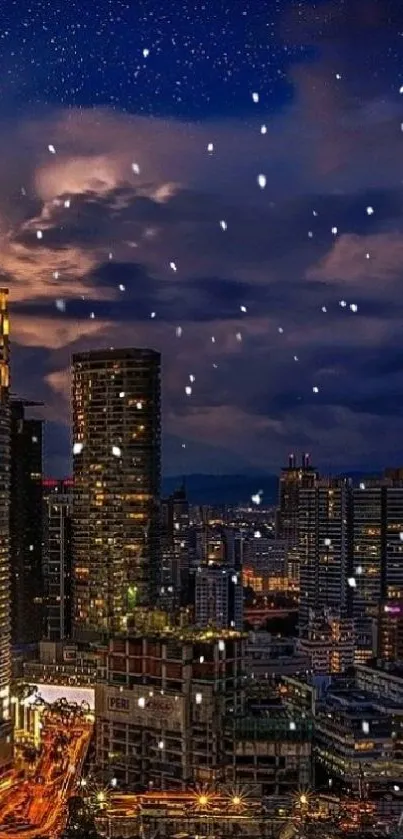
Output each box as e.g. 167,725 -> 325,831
195,565 -> 243,630
72,348 -> 161,639
95,629 -> 245,789
10,399 -> 44,644
43,479 -> 73,641
0,290 -> 12,771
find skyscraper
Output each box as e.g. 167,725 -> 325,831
298,478 -> 353,629
43,479 -> 73,641
10,399 -> 44,644
0,290 -> 12,768
161,484 -> 190,606
276,453 -> 319,544
72,348 -> 161,639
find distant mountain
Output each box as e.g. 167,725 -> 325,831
162,474 -> 278,505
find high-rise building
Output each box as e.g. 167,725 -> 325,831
276,453 -> 318,589
43,479 -> 73,641
72,348 -> 161,639
299,478 -> 352,630
195,565 -> 243,630
161,484 -> 190,605
0,289 -> 12,771
276,453 -> 319,544
10,399 -> 44,645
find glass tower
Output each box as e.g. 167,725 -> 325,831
72,348 -> 161,639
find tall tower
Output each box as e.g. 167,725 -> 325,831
10,399 -> 44,644
298,478 -> 353,629
43,479 -> 73,641
0,290 -> 11,740
72,348 -> 161,639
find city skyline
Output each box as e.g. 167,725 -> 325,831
1,0 -> 403,476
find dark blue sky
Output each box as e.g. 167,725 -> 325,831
1,0 -> 403,476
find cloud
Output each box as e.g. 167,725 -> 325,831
2,10 -> 403,478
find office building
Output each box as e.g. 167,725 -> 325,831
276,453 -> 319,543
299,478 -> 352,630
298,612 -> 355,674
376,601 -> 403,661
0,290 -> 12,771
72,348 -> 161,639
276,453 -> 318,590
43,479 -> 73,641
195,565 -> 243,630
95,627 -> 245,789
10,399 -> 44,644
161,484 -> 190,605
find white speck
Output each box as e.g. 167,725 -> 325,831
63,199 -> 70,210
260,124 -> 267,134
362,721 -> 369,734
366,253 -> 370,259
356,565 -> 363,575
399,532 -> 403,541
348,577 -> 357,588
324,538 -> 331,546
313,210 -> 318,216
278,327 -> 284,333
339,300 -> 347,308
213,363 -> 218,369
170,261 -> 177,272
136,402 -> 142,410
400,85 -> 403,94
176,326 -> 182,338
53,271 -> 59,279
335,73 -> 341,80
132,162 -> 140,174
240,305 -> 247,313
119,284 -> 125,291
211,336 -> 216,343
55,299 -> 65,312
112,445 -> 121,457
366,206 -> 374,215
321,306 -> 327,313
158,740 -> 164,750
195,692 -> 202,704
308,231 -> 313,238
219,219 -> 227,230
150,311 -> 156,318
252,92 -> 259,103
143,48 -> 150,57
189,374 -> 195,382
251,491 -> 263,505
257,174 -> 266,189
236,332 -> 242,342
350,303 -> 358,312
90,312 -> 95,319
185,386 -> 192,396
119,391 -> 125,398
73,442 -> 83,455
207,142 -> 214,153
109,252 -> 113,260
289,721 -> 296,731
138,697 -> 145,708
331,226 -> 338,235
48,144 -> 56,154
360,482 -> 366,490
313,386 -> 319,393
293,355 -> 299,361
36,230 -> 43,240
254,530 -> 261,538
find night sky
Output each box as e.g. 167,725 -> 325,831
2,0 -> 403,476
